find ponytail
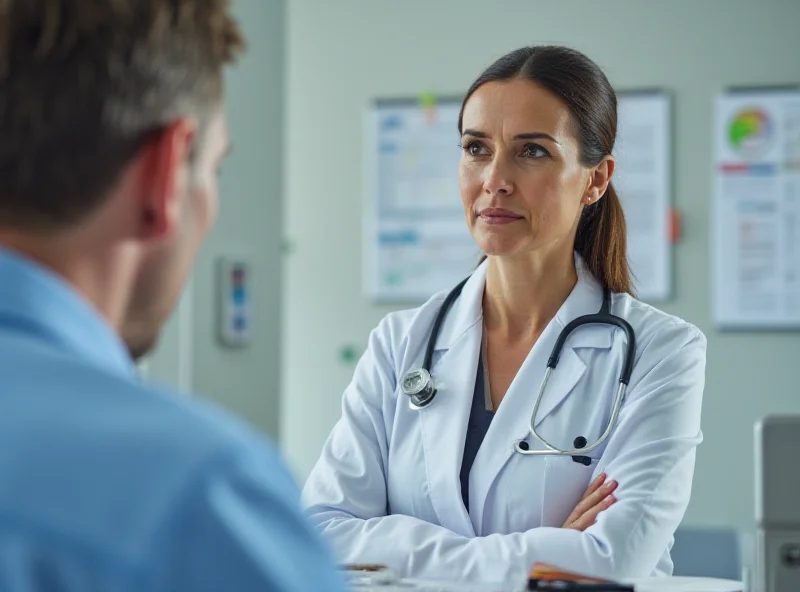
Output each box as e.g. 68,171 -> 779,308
574,182 -> 634,296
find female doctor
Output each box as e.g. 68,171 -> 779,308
302,45 -> 706,586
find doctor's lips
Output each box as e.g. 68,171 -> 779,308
477,207 -> 524,225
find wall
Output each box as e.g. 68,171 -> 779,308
183,0 -> 284,438
282,0 -> 800,530
139,285 -> 193,393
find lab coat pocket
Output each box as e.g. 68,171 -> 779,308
540,456 -> 595,528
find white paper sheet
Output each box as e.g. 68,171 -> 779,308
712,88 -> 800,329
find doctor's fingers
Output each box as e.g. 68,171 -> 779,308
561,473 -> 608,526
578,472 -> 608,502
562,479 -> 618,531
575,477 -> 618,517
566,492 -> 616,531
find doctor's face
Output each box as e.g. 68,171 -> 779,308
458,79 -> 590,259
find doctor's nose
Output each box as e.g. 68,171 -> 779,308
482,160 -> 514,197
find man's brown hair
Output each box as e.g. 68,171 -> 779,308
0,0 -> 245,230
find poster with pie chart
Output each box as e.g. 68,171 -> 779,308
713,87 -> 800,329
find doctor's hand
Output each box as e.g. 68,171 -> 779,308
561,473 -> 618,531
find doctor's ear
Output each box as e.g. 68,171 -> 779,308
583,156 -> 615,205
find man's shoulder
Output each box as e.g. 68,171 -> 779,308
0,346 -> 292,572
1,333 -> 273,460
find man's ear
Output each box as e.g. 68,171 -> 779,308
136,119 -> 197,240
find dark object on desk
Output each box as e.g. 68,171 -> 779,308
342,564 -> 387,572
527,562 -> 634,591
528,579 -> 634,591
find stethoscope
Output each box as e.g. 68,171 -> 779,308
400,277 -> 636,463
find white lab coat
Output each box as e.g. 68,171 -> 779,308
302,257 -> 706,586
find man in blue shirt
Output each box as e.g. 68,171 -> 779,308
0,2 -> 345,590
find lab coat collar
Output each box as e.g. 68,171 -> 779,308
432,261 -> 485,352
434,252 -> 612,353
0,246 -> 137,378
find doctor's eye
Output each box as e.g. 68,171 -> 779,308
521,143 -> 550,159
461,140 -> 489,157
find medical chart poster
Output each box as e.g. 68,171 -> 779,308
365,98 -> 480,303
712,88 -> 800,329
614,91 -> 672,301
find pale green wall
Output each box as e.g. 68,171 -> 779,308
192,0 -> 285,438
281,0 -> 800,532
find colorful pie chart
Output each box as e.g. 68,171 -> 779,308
729,107 -> 773,157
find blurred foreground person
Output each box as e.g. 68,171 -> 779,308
0,2 -> 344,590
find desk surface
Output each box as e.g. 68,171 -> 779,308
350,575 -> 743,592
622,577 -> 742,592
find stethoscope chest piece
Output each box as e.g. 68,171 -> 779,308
401,368 -> 437,410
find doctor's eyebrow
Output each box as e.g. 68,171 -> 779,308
461,129 -> 562,146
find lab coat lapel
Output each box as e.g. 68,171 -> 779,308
417,264 -> 485,538
469,257 -> 607,531
468,317 -> 587,531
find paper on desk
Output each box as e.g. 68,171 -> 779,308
623,576 -> 742,592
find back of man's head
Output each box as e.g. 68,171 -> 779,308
0,0 -> 244,358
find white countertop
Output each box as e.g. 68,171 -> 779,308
350,574 -> 744,592
622,577 -> 743,592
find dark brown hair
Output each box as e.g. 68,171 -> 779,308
460,46 -> 633,295
0,0 -> 245,230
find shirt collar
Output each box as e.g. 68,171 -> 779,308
0,246 -> 136,377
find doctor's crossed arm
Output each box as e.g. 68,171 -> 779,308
561,473 -> 619,532
302,45 -> 705,587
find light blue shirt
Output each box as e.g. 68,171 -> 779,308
0,247 -> 345,591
